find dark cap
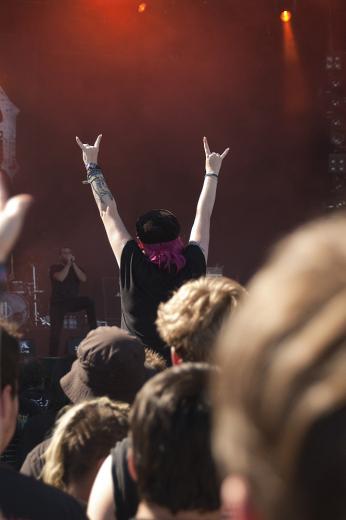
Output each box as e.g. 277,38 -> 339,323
60,326 -> 147,404
136,209 -> 180,244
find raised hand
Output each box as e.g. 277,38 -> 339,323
76,134 -> 102,166
203,136 -> 230,175
0,174 -> 32,263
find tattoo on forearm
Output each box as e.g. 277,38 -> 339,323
90,175 -> 114,209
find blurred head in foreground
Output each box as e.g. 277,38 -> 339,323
213,213 -> 346,520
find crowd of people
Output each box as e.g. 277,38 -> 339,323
0,134 -> 345,520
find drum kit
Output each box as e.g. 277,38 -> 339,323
0,264 -> 49,328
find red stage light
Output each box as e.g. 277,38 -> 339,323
280,10 -> 292,23
138,2 -> 147,13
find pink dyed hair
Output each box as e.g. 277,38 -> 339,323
137,237 -> 186,272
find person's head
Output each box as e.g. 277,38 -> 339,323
42,397 -> 129,503
60,247 -> 73,264
60,326 -> 150,404
0,321 -> 21,453
157,276 -> 245,364
136,209 -> 186,272
128,363 -> 221,516
213,213 -> 346,520
136,209 -> 180,244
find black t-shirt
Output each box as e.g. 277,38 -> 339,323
120,241 -> 206,351
50,264 -> 80,303
0,464 -> 87,519
111,437 -> 138,520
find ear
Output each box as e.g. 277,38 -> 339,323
171,347 -> 183,366
221,475 -> 254,520
136,237 -> 144,250
0,385 -> 18,453
0,384 -> 16,418
127,446 -> 138,482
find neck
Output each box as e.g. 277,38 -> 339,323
136,501 -> 220,520
67,464 -> 102,504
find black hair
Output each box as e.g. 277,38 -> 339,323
136,209 -> 180,244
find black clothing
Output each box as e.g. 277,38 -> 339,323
49,297 -> 96,356
0,465 -> 87,519
0,397 -> 43,470
50,264 -> 80,303
49,264 -> 96,356
111,438 -> 139,520
120,241 -> 206,352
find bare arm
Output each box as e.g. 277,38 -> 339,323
0,172 -> 32,264
53,261 -> 72,282
76,135 -> 131,267
87,455 -> 116,520
72,261 -> 87,283
189,137 -> 230,263
190,177 -> 218,262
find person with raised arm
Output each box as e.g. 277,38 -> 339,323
76,134 -> 229,359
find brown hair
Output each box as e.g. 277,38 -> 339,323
130,363 -> 221,514
42,397 -> 129,491
156,276 -> 245,362
213,213 -> 346,520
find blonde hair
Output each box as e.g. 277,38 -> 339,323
156,276 -> 245,362
213,213 -> 346,520
41,397 -> 129,492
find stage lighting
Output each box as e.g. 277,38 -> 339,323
138,2 -> 147,13
280,10 -> 292,23
278,0 -> 296,22
329,154 -> 345,174
326,55 -> 342,71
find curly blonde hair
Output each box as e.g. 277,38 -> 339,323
41,397 -> 129,492
156,276 -> 245,362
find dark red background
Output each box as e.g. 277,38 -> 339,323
0,0 -> 345,323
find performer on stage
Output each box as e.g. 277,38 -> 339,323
49,247 -> 97,356
76,134 -> 229,359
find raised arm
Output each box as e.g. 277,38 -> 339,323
71,259 -> 87,283
189,137 -> 229,263
0,172 -> 32,264
76,135 -> 131,267
53,260 -> 72,282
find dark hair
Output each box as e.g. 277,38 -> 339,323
0,321 -> 20,397
136,209 -> 180,244
130,363 -> 220,514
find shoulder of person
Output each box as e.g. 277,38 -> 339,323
0,465 -> 87,518
120,240 -> 143,265
20,437 -> 51,477
185,241 -> 206,260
